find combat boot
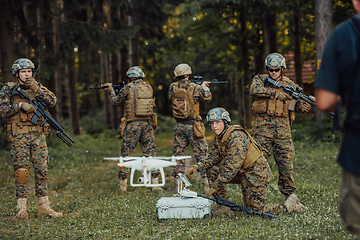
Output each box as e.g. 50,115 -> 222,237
202,177 -> 210,192
212,205 -> 234,217
12,198 -> 28,220
151,178 -> 163,191
285,194 -> 307,214
37,196 -> 63,218
119,178 -> 127,191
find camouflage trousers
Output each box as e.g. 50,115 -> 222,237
207,161 -> 287,214
252,114 -> 296,198
119,121 -> 157,180
253,134 -> 296,198
10,131 -> 49,199
172,122 -> 208,178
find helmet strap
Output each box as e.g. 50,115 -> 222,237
219,120 -> 228,136
16,74 -> 26,85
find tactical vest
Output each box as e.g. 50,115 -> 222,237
5,82 -> 45,136
216,125 -> 264,174
171,82 -> 199,119
124,80 -> 154,121
252,74 -> 296,122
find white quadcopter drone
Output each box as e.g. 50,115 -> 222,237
104,156 -> 192,187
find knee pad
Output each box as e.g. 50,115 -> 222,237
15,167 -> 29,184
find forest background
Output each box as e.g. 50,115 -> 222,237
0,0 -> 356,135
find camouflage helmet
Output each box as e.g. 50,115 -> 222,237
12,58 -> 35,75
126,66 -> 145,78
174,63 -> 192,77
264,53 -> 286,68
206,107 -> 231,124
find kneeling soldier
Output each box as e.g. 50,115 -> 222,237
187,107 -> 306,216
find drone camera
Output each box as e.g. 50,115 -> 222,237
138,177 -> 145,184
138,177 -> 149,184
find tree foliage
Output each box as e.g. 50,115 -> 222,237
0,0 -> 356,129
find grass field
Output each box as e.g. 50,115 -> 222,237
0,114 -> 358,239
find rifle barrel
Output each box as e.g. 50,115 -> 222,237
197,194 -> 276,219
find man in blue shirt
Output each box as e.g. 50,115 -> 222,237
315,0 -> 360,234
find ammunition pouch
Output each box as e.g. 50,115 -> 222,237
118,117 -> 127,138
6,123 -> 44,142
253,95 -> 295,122
252,100 -> 267,114
193,116 -> 205,138
150,113 -> 158,129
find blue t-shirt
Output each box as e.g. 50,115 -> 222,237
314,14 -> 360,174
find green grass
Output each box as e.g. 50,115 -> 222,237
0,115 -> 358,239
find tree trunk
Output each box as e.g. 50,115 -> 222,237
128,0 -> 139,66
43,0 -> 57,118
118,11 -> 128,118
89,51 -> 96,117
107,53 -> 116,129
112,53 -> 120,128
67,57 -> 80,135
240,10 -> 252,129
262,9 -> 277,55
294,12 -> 303,88
55,0 -> 64,120
101,53 -> 111,128
315,0 -> 332,120
0,0 -> 16,83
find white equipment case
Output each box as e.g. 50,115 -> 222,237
156,196 -> 211,219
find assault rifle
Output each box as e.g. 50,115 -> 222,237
10,85 -> 75,147
89,81 -> 125,94
198,194 -> 276,219
190,76 -> 228,85
265,77 -> 335,116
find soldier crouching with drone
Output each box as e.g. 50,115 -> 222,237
103,66 -> 160,191
187,107 -> 307,216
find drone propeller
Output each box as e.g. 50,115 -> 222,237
104,157 -> 123,161
160,156 -> 192,160
104,156 -> 142,161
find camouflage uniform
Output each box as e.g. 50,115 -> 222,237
109,80 -> 157,180
198,126 -> 287,214
250,73 -> 309,198
168,79 -> 212,177
0,81 -> 56,199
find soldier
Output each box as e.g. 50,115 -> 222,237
103,66 -> 158,191
187,108 -> 306,216
250,53 -> 311,202
0,58 -> 62,220
168,63 -> 211,191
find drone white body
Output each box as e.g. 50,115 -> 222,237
104,156 -> 192,187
